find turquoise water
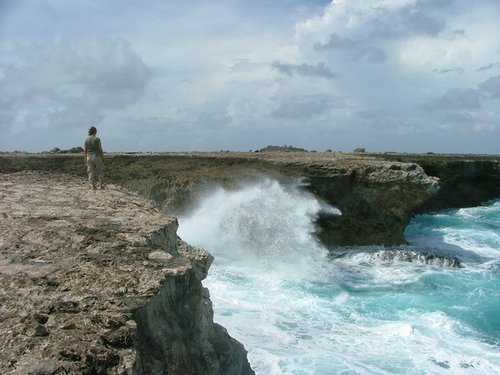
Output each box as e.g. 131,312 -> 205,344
178,180 -> 500,374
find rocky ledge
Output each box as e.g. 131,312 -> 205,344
0,172 -> 253,375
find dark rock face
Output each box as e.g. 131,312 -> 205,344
374,154 -> 500,211
301,161 -> 439,246
133,269 -> 253,375
414,159 -> 500,212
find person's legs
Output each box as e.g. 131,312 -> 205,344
96,157 -> 105,189
87,156 -> 97,190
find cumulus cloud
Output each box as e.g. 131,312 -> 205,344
313,33 -> 386,63
307,0 -> 453,47
308,0 -> 491,76
366,0 -> 450,38
271,61 -> 338,79
0,36 -> 152,132
317,4 -> 445,66
1,0 -> 500,153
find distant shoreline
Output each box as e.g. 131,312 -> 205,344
1,149 -> 499,160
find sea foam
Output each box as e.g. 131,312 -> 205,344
179,180 -> 500,374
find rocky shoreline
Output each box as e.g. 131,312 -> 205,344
2,152 -> 499,246
0,171 -> 253,375
1,151 -> 499,374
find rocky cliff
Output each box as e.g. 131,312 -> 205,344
374,153 -> 500,212
1,152 -> 499,247
1,152 -> 499,373
0,172 -> 253,375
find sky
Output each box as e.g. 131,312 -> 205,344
1,0 -> 500,154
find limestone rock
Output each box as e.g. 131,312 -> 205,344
0,172 -> 254,375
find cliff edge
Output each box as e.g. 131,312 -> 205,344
1,152 -> 499,247
0,171 -> 253,375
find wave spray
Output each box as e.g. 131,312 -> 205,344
179,179 -> 500,374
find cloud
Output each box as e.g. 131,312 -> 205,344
366,0 -> 450,39
477,62 -> 500,72
432,67 -> 464,75
271,61 -> 338,79
313,33 -> 386,63
302,0 -> 476,77
0,36 -> 152,131
442,110 -> 497,133
479,75 -> 500,99
272,94 -> 347,120
307,0 -> 454,46
424,88 -> 483,111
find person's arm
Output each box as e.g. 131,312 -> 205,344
98,139 -> 104,161
84,141 -> 88,165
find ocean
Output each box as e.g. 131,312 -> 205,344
178,178 -> 500,375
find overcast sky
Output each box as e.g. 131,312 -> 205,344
1,0 -> 500,153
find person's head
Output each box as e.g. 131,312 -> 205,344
88,126 -> 97,136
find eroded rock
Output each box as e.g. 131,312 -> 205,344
2,152 -> 498,246
0,171 -> 253,375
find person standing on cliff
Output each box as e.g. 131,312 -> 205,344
84,126 -> 105,190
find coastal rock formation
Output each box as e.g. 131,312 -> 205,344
378,154 -> 500,212
103,153 -> 441,246
1,153 -> 498,372
1,152 -> 499,247
300,159 -> 440,246
0,172 -> 253,375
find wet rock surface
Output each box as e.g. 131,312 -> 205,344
0,171 -> 253,375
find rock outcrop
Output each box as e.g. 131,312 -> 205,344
0,172 -> 253,375
299,159 -> 440,246
376,154 -> 500,212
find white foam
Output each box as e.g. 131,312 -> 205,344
179,178 -> 333,280
406,201 -> 500,263
443,229 -> 500,258
211,274 -> 500,374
